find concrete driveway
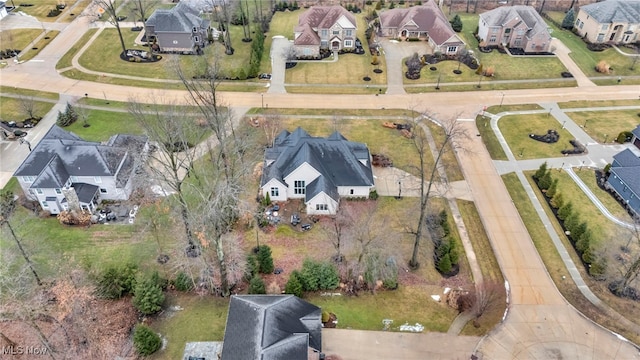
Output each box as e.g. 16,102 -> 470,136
268,36 -> 291,94
379,38 -> 430,95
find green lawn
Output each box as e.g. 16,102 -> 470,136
0,86 -> 59,100
476,115 -> 508,161
547,22 -> 640,77
63,109 -> 143,142
486,104 -> 544,113
0,96 -> 55,121
498,113 -> 576,159
558,99 -> 640,109
566,109 -> 640,142
0,29 -> 45,53
13,0 -> 84,22
17,31 -> 60,62
56,28 -> 99,70
574,170 -> 632,221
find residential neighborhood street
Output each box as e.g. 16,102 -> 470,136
2,6 -> 640,360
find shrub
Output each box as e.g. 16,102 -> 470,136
285,271 -> 304,297
558,202 -> 573,221
257,245 -> 275,274
95,263 -> 138,299
546,179 -> 558,198
561,8 -> 575,29
484,66 -> 495,77
603,164 -> 611,174
133,275 -> 165,315
133,325 -> 161,356
550,191 -> 563,209
369,189 -> 379,200
375,1 -> 381,10
246,253 -> 259,280
174,272 -> 193,292
299,259 -> 339,291
534,162 -> 548,181
450,14 -> 463,32
405,52 -> 423,80
371,54 -> 379,65
437,253 -> 452,273
595,60 -> 610,74
389,1 -> 395,8
249,275 -> 266,294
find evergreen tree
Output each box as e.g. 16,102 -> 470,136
539,171 -> 553,190
257,245 -> 275,274
551,191 -> 564,209
450,14 -> 463,32
285,271 -> 303,297
375,1 -> 382,10
133,275 -> 165,315
576,229 -> 592,253
572,222 -> 588,242
437,253 -> 452,274
133,325 -> 162,356
534,162 -> 548,181
249,275 -> 266,294
558,201 -> 573,220
546,179 -> 558,198
564,213 -> 580,235
561,8 -> 575,29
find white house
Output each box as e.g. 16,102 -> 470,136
260,128 -> 374,215
13,126 -> 148,215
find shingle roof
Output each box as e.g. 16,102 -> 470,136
261,127 -> 374,193
380,2 -> 460,45
73,183 -> 99,204
297,5 -> 356,30
221,295 -> 322,360
480,5 -> 550,40
146,1 -> 209,33
580,0 -> 640,24
14,125 -> 146,190
632,124 -> 640,140
294,23 -> 321,46
612,148 -> 640,168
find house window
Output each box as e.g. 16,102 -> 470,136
447,46 -> 457,53
321,29 -> 328,36
504,28 -> 511,34
70,176 -> 78,182
345,29 -> 353,36
36,188 -> 43,195
316,204 -> 328,211
193,27 -> 198,33
579,22 -> 584,30
350,189 -> 354,195
333,30 -> 340,35
194,36 -> 200,43
344,40 -> 353,47
597,33 -> 605,42
42,201 -> 48,208
22,176 -> 36,183
55,188 -> 62,194
294,180 -> 305,195
94,176 -> 102,183
489,35 -> 496,43
304,48 -> 311,55
100,188 -> 108,194
270,187 -> 279,197
601,24 -> 609,31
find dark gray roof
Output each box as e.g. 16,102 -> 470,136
221,295 -> 321,360
307,175 -> 339,202
580,0 -> 640,24
14,125 -> 145,190
632,124 -> 640,140
480,5 -> 550,40
261,128 -> 374,193
146,1 -> 209,33
612,148 -> 640,167
610,166 -> 640,197
73,183 -> 99,204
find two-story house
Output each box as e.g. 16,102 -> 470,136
145,1 -> 211,54
260,128 -> 374,215
379,2 -> 466,55
606,147 -> 640,217
13,126 -> 148,215
293,5 -> 357,58
478,5 -> 552,53
573,0 -> 640,44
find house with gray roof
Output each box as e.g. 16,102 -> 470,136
606,148 -> 640,216
293,5 -> 357,58
380,2 -> 466,55
221,295 -> 323,360
478,5 -> 552,53
13,126 -> 148,215
260,127 -> 374,215
574,0 -> 640,44
145,1 -> 211,54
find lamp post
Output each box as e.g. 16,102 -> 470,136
261,93 -> 264,109
604,134 -> 608,143
396,181 -> 402,199
583,119 -> 588,128
499,92 -> 505,108
562,120 -> 566,129
476,74 -> 483,88
435,74 -> 441,90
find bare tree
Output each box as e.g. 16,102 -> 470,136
283,44 -> 297,63
127,0 -> 159,57
94,0 -> 127,55
218,0 -> 234,55
18,96 -> 38,120
0,190 -> 42,286
407,116 -> 468,269
128,100 -> 204,255
324,205 -> 353,263
263,111 -> 282,147
472,281 -> 504,319
609,221 -> 640,297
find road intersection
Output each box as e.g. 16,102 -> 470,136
1,9 -> 640,359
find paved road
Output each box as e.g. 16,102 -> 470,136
2,13 -> 640,359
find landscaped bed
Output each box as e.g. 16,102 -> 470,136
497,113 -> 577,159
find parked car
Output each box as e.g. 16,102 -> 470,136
291,214 -> 301,226
301,223 -> 312,231
259,73 -> 272,80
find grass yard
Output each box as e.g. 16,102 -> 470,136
565,109 -> 640,142
0,86 -> 59,100
279,118 -> 433,177
456,200 -> 506,336
0,29 -> 46,53
426,121 -> 465,181
486,104 -> 544,113
16,31 -> 60,62
0,96 -> 55,121
498,113 -> 576,159
56,28 -> 98,69
547,22 -> 640,77
250,108 -> 419,117
13,0 -> 82,21
63,109 -> 143,142
149,293 -> 229,360
574,169 -> 632,221
308,285 -> 458,332
404,79 -> 576,93
476,115 -> 508,160
558,99 -> 640,109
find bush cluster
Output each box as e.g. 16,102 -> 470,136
430,210 -> 460,274
133,272 -> 166,315
56,103 -> 78,127
285,259 -> 339,297
133,325 -> 162,356
95,263 -> 138,299
534,162 -> 607,277
274,1 -> 299,12
174,271 -> 193,292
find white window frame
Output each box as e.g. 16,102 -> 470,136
42,201 -> 48,208
22,176 -> 36,183
344,40 -> 353,47
55,188 -> 62,194
36,188 -> 43,195
345,29 -> 353,36
447,46 -> 457,53
100,188 -> 108,194
94,176 -> 102,184
270,187 -> 279,197
316,204 -> 328,211
294,180 -> 305,195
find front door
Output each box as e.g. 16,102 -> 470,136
331,40 -> 340,50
